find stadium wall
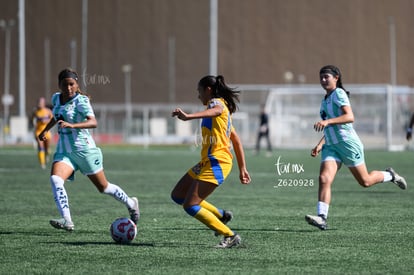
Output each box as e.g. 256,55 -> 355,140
0,0 -> 414,120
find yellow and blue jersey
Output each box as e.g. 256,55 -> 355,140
34,107 -> 53,137
200,98 -> 233,161
189,98 -> 234,185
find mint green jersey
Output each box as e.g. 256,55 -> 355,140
320,88 -> 360,145
51,92 -> 96,153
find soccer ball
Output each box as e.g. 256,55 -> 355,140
110,217 -> 137,244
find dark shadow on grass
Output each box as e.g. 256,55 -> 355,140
151,242 -> 210,248
61,241 -> 213,248
339,190 -> 396,194
0,231 -> 56,236
264,228 -> 337,232
153,241 -> 249,249
45,241 -> 155,247
151,227 -> 210,232
153,227 -> 334,233
234,227 -> 336,233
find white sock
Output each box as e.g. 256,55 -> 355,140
317,201 -> 329,219
381,171 -> 393,182
50,175 -> 72,222
103,182 -> 133,208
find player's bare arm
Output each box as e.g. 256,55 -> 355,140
314,105 -> 354,132
311,136 -> 325,157
230,129 -> 251,184
58,116 -> 97,129
172,104 -> 223,121
38,118 -> 57,140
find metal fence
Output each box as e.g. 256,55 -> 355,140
2,84 -> 414,151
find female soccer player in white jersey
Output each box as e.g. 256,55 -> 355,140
171,75 -> 251,248
38,68 -> 140,231
305,65 -> 407,230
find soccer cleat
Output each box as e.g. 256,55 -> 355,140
128,197 -> 140,224
214,210 -> 233,236
386,167 -> 407,190
305,214 -> 327,230
215,234 -> 241,248
50,218 -> 74,231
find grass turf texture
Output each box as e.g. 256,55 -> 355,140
0,145 -> 413,274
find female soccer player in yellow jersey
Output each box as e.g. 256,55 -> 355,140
171,75 -> 251,248
32,97 -> 53,169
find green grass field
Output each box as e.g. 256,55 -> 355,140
0,145 -> 413,274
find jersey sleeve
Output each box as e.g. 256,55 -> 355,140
207,98 -> 224,109
77,95 -> 95,117
51,92 -> 60,120
334,89 -> 350,107
51,92 -> 59,107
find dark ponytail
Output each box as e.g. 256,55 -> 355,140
198,75 -> 240,114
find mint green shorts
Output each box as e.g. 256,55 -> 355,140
321,140 -> 365,167
53,147 -> 104,180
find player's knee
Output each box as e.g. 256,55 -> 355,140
319,173 -> 333,186
184,204 -> 201,216
171,194 -> 184,205
357,178 -> 371,188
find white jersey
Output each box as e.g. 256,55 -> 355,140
51,92 -> 96,153
320,88 -> 361,145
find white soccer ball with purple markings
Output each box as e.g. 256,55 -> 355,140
110,217 -> 137,244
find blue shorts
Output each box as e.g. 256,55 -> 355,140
53,147 -> 104,180
321,140 -> 365,167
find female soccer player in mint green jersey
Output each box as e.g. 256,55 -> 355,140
38,68 -> 140,231
305,65 -> 407,230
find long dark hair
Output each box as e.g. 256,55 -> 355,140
198,75 -> 240,114
319,65 -> 350,97
58,68 -> 91,99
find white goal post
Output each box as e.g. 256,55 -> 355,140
237,84 -> 414,150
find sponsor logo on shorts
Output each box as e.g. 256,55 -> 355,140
191,163 -> 202,175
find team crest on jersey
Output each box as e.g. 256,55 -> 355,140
65,102 -> 75,112
191,163 -> 203,175
63,103 -> 76,119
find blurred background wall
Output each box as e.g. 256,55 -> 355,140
0,0 -> 413,115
